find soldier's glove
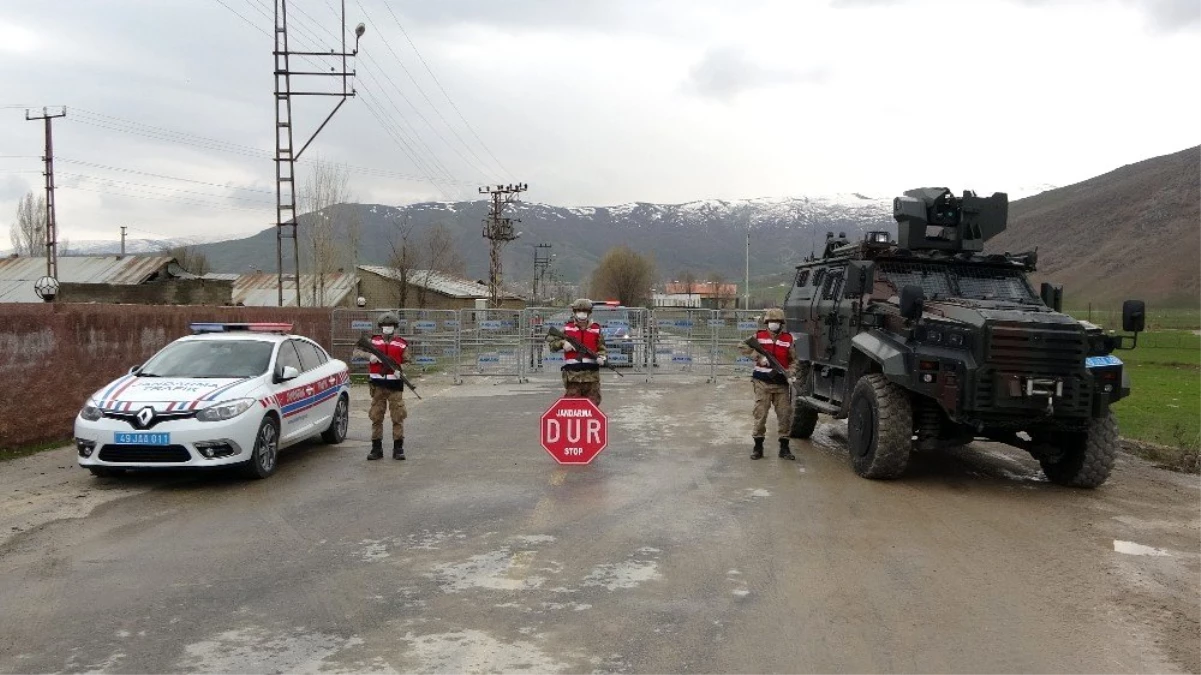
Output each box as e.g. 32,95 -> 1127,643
757,357 -> 769,367
368,355 -> 381,364
596,355 -> 607,366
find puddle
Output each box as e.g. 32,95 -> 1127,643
401,629 -> 571,673
1113,540 -> 1172,557
178,627 -> 361,673
431,548 -> 549,593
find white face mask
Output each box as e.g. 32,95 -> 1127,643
575,312 -> 590,322
767,322 -> 782,333
381,326 -> 395,335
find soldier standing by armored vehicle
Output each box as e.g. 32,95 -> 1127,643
739,308 -> 801,460
783,187 -> 1145,487
547,298 -> 609,405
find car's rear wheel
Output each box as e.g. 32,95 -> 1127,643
242,415 -> 280,479
321,394 -> 349,444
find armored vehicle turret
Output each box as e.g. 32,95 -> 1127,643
783,187 -> 1145,487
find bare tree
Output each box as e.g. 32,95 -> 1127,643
346,204 -> 362,275
589,245 -> 656,307
166,245 -> 211,276
709,271 -> 734,309
387,215 -> 418,307
414,222 -> 466,307
9,191 -> 46,256
298,157 -> 351,306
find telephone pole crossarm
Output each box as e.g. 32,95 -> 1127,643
480,183 -> 529,308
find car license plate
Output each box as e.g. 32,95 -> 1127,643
114,432 -> 170,445
1085,355 -> 1122,368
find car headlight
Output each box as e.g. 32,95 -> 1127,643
80,402 -> 103,422
196,398 -> 254,422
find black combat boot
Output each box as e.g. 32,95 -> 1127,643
751,437 -> 765,460
779,437 -> 795,460
393,438 -> 405,461
367,439 -> 383,460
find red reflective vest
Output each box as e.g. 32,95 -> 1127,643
368,334 -> 407,383
563,321 -> 602,369
753,329 -> 793,381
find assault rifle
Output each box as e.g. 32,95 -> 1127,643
546,326 -> 624,377
742,336 -> 792,380
355,335 -> 422,399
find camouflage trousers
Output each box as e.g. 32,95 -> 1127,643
752,379 -> 793,439
369,384 -> 407,441
562,370 -> 602,406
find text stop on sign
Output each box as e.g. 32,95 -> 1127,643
540,397 -> 608,464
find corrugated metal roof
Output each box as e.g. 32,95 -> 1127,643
0,255 -> 174,303
233,272 -> 358,307
359,266 -> 524,300
202,272 -> 241,281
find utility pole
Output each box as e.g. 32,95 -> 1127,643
120,226 -> 127,256
533,242 -> 552,304
744,230 -> 750,310
25,107 -> 66,279
479,183 -> 528,308
273,0 -> 365,306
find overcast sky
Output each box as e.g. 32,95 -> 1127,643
1,0 -> 1198,243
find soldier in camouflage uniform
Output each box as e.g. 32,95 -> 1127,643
738,307 -> 801,460
547,298 -> 608,405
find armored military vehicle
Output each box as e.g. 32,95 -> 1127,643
784,187 -> 1145,488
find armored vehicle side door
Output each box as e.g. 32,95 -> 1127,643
810,262 -> 851,367
783,267 -> 817,361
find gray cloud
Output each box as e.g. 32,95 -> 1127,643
684,47 -> 828,100
832,0 -> 1201,32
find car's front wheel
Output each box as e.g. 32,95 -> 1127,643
321,394 -> 349,444
241,415 -> 280,480
847,374 -> 912,479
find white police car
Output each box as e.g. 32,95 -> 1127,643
75,323 -> 350,479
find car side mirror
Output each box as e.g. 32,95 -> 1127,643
128,364 -> 141,375
899,285 -> 925,321
277,365 -> 300,383
1040,282 -> 1063,312
1122,300 -> 1145,333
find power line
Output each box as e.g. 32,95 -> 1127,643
57,159 -> 274,193
353,0 -> 498,182
377,0 -> 511,177
58,173 -> 275,204
60,184 -> 272,212
355,59 -> 460,184
357,91 -> 452,199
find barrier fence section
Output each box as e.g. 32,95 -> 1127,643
712,309 -> 765,379
330,308 -> 460,376
649,308 -> 718,381
455,308 -> 525,383
332,307 -> 766,384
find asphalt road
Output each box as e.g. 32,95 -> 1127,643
0,375 -> 1197,674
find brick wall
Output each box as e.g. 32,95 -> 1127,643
0,303 -> 334,450
59,279 -> 234,305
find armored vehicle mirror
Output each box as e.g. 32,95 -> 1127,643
1122,300 -> 1146,333
1040,282 -> 1063,312
900,285 -> 925,321
845,261 -> 875,297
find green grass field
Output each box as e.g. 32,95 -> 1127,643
1111,330 -> 1200,470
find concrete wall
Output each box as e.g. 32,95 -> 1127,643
59,280 -> 234,306
357,271 -> 524,310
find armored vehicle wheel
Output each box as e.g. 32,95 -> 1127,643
790,406 -> 819,440
847,374 -> 912,479
789,364 -> 818,439
1039,410 -> 1119,488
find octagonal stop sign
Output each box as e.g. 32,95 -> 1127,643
540,397 -> 608,464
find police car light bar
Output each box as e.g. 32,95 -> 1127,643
190,322 -> 294,334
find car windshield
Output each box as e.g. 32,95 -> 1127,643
138,340 -> 274,378
879,262 -> 1039,303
